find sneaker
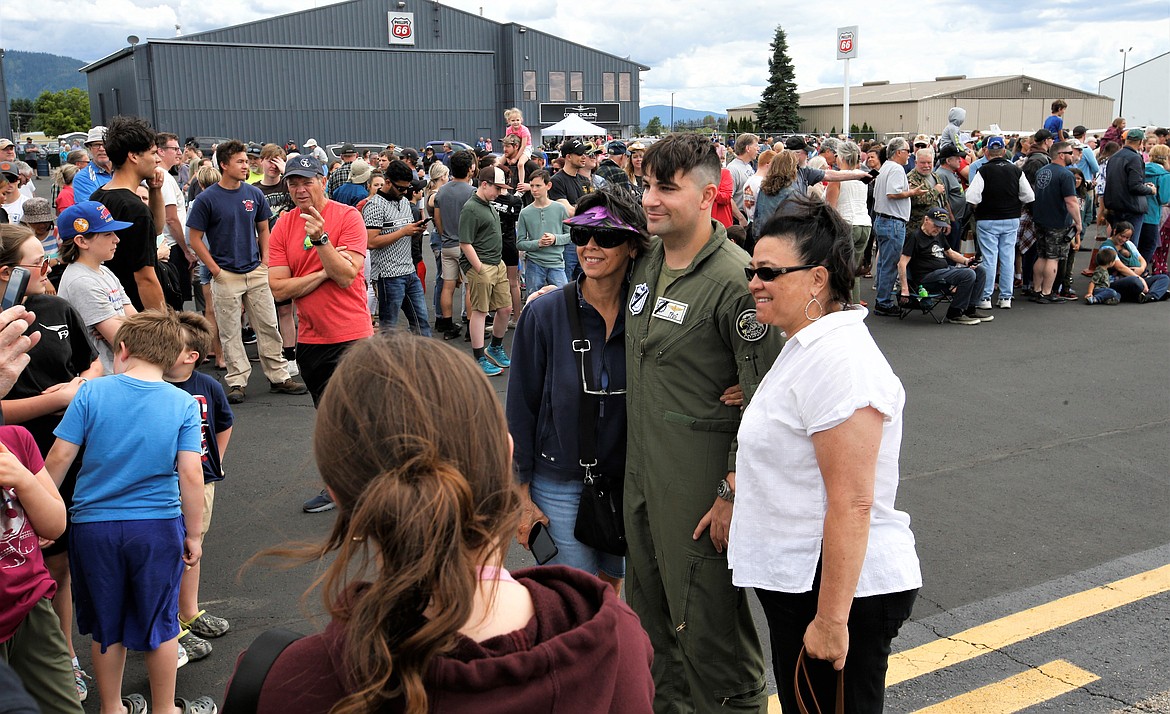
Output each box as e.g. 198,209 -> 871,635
1029,294 -> 1052,304
269,378 -> 308,395
177,641 -> 190,669
286,359 -> 299,377
477,355 -> 503,377
966,309 -> 995,322
1021,287 -> 1038,298
73,663 -> 90,702
175,696 -> 219,714
997,297 -> 1012,309
241,327 -> 257,345
946,313 -> 981,325
303,489 -> 335,513
1104,296 -> 1120,305
182,610 -> 230,638
974,300 -> 993,310
1137,292 -> 1151,303
485,344 -> 511,368
1046,293 -> 1069,303
484,314 -> 494,328
873,304 -> 901,317
227,386 -> 245,404
442,324 -> 462,341
507,319 -> 517,330
178,630 -> 212,661
1060,289 -> 1078,299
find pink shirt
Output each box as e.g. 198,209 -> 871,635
506,123 -> 532,147
0,426 -> 56,643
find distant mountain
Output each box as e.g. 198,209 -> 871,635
640,105 -> 727,126
3,51 -> 88,100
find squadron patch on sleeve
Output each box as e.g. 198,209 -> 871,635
735,309 -> 768,342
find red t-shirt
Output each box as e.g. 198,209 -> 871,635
269,200 -> 374,345
712,168 -> 735,228
0,425 -> 57,643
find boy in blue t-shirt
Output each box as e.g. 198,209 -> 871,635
44,311 -> 216,714
166,312 -> 234,662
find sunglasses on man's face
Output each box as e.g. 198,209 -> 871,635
569,226 -> 633,249
744,264 -> 819,282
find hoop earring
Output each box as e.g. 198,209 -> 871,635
804,297 -> 824,322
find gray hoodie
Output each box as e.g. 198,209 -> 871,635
939,107 -> 966,151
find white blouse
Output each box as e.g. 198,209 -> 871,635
728,308 -> 921,597
835,179 -> 872,227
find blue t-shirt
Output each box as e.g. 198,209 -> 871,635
186,182 -> 273,273
1032,163 -> 1076,228
72,163 -> 112,203
54,375 -> 201,523
331,182 -> 368,208
175,371 -> 234,484
1043,115 -> 1064,139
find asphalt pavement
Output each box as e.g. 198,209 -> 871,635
34,177 -> 1163,713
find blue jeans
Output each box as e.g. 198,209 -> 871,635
374,273 -> 432,335
528,473 -> 625,579
524,263 -> 569,293
1112,274 -> 1169,302
563,244 -> 581,282
1088,286 -> 1120,303
873,216 -> 906,308
975,218 -> 1020,302
920,264 -> 986,312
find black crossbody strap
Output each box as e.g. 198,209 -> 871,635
222,628 -> 304,713
563,283 -> 600,475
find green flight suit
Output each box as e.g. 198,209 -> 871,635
624,221 -> 784,713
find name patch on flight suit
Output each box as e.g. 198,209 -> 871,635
652,297 -> 689,325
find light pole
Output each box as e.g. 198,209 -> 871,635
1118,47 -> 1133,119
670,92 -> 675,133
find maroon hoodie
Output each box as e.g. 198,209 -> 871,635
232,565 -> 654,713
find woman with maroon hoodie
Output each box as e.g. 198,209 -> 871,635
230,333 -> 653,714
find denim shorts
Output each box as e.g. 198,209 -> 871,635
529,473 -> 625,580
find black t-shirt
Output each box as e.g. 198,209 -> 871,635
94,186 -> 157,311
499,158 -> 541,207
489,191 -> 523,249
176,370 -> 234,483
549,169 -> 592,207
257,179 -> 294,228
7,294 -> 97,451
901,227 -> 950,287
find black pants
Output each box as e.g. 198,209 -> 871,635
756,572 -> 917,714
297,340 -> 359,407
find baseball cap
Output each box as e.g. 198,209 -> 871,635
348,159 -> 372,184
85,126 -> 107,145
304,138 -> 318,148
925,207 -> 951,228
784,136 -> 808,151
1072,125 -> 1087,137
283,154 -> 325,180
561,138 -> 588,156
986,136 -> 1006,150
401,147 -> 420,164
0,161 -> 17,182
21,197 -> 54,224
1070,140 -> 1088,150
606,140 -> 628,155
585,142 -> 604,157
246,142 -> 263,158
477,166 -> 508,187
0,139 -> 12,150
57,201 -> 134,240
913,134 -> 930,147
937,144 -> 962,160
1125,128 -> 1145,141
502,134 -> 521,146
340,143 -> 357,155
959,132 -> 974,144
1032,128 -> 1053,143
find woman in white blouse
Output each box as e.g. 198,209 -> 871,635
827,141 -> 873,305
727,197 -> 921,713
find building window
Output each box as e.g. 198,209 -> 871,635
549,71 -> 566,102
603,72 -> 615,102
619,72 -> 631,102
570,72 -> 583,101
523,71 -> 537,101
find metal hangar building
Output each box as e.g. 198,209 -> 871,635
80,0 -> 648,148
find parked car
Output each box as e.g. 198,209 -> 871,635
424,140 -> 473,155
190,136 -> 232,151
325,142 -> 396,163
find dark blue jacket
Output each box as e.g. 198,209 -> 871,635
506,278 -> 627,485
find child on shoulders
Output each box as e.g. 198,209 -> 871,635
505,108 -> 533,184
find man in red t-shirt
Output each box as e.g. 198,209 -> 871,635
268,155 -> 373,513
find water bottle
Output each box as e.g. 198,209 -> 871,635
917,286 -> 929,298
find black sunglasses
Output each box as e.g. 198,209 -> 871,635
569,226 -> 634,249
744,264 -> 819,282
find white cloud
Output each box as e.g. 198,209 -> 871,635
4,0 -> 1167,116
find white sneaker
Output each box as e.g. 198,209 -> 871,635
997,297 -> 1012,309
286,359 -> 300,377
177,641 -> 189,669
975,300 -> 993,310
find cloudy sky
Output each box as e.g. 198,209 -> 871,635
4,0 -> 1167,113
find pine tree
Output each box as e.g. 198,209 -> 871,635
727,116 -> 739,134
757,25 -> 803,134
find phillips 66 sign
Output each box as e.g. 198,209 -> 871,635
837,26 -> 858,59
388,12 -> 416,45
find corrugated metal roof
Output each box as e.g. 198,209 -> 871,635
800,75 -> 1107,107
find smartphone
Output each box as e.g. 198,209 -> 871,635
2,266 -> 30,310
528,521 -> 559,565
416,216 -> 433,227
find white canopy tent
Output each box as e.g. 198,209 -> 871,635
540,113 -> 608,137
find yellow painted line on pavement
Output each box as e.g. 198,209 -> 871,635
912,660 -> 1099,713
887,563 -> 1170,687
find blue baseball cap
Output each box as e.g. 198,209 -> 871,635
284,154 -> 325,180
57,201 -> 134,240
986,136 -> 1006,150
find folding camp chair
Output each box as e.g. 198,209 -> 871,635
898,285 -> 952,323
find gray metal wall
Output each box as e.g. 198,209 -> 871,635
86,50 -> 141,125
146,43 -> 496,148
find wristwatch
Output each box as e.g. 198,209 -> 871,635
716,478 -> 735,503
309,232 -> 330,246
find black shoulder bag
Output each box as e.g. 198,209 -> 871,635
563,282 -> 626,557
221,628 -> 304,713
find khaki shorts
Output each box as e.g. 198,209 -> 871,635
441,246 -> 464,281
465,262 -> 511,313
201,482 -> 215,543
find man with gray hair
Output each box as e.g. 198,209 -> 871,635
72,126 -> 113,202
906,147 -> 945,228
873,137 -> 927,316
728,133 -> 759,219
807,137 -> 841,199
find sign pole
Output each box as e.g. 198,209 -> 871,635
843,58 -> 850,138
836,26 -> 858,138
